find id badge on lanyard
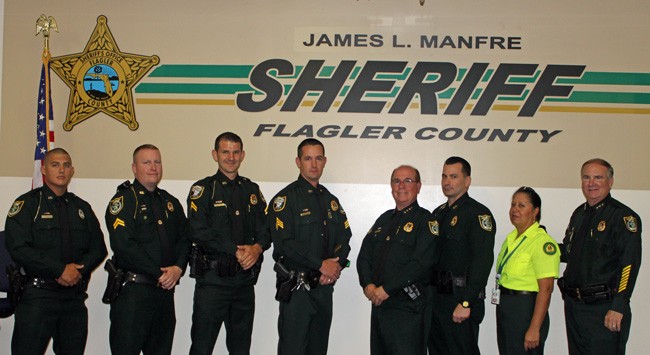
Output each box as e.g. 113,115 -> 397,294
491,275 -> 501,305
492,236 -> 527,305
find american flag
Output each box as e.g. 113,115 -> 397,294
33,54 -> 55,188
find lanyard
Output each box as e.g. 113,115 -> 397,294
497,236 -> 528,275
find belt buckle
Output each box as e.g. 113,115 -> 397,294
575,288 -> 582,301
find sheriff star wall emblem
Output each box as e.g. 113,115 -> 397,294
50,15 -> 159,131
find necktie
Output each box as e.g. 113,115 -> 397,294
150,192 -> 174,266
230,181 -> 244,245
374,211 -> 401,284
57,197 -> 73,263
314,188 -> 331,259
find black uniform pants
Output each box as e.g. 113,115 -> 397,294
564,297 -> 631,355
109,283 -> 176,355
370,287 -> 431,355
496,293 -> 549,355
277,285 -> 333,355
190,282 -> 255,355
12,288 -> 88,355
428,291 -> 484,355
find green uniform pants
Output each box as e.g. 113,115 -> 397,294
428,291 -> 484,355
564,297 -> 631,355
12,287 -> 88,355
370,286 -> 431,355
496,293 -> 549,355
109,283 -> 176,355
190,282 -> 255,355
278,285 -> 333,355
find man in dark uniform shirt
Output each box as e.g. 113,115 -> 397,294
187,132 -> 270,355
105,144 -> 190,355
428,156 -> 496,355
560,158 -> 642,355
5,148 -> 107,355
268,138 -> 352,355
357,165 -> 438,355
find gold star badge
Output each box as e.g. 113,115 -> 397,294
50,15 -> 159,130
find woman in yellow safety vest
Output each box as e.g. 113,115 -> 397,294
492,186 -> 560,354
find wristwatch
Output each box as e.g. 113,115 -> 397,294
461,301 -> 470,308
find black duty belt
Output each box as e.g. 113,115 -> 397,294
27,277 -> 87,291
499,285 -> 537,296
124,271 -> 158,285
565,284 -> 612,304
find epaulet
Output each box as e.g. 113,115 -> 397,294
117,180 -> 131,191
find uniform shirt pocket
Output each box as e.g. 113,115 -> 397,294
33,218 -> 58,248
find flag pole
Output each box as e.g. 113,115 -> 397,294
33,14 -> 58,188
36,14 -> 57,149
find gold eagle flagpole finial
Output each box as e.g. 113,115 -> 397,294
36,14 -> 58,59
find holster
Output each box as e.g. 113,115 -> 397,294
6,264 -> 26,307
434,270 -> 466,295
274,261 -> 296,303
102,258 -> 125,304
189,243 -> 209,278
557,277 -> 566,300
250,254 -> 264,285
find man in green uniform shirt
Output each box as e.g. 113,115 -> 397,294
560,158 -> 642,355
5,148 -> 107,355
428,156 -> 496,355
105,144 -> 190,355
357,165 -> 438,355
268,138 -> 352,355
187,132 -> 270,355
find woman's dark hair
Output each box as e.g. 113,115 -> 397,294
514,186 -> 542,222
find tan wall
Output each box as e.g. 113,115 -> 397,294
2,1 -> 649,189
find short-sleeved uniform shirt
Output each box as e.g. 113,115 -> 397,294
496,222 -> 560,292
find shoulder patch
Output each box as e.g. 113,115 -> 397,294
250,194 -> 258,205
273,196 -> 286,212
429,221 -> 439,236
190,185 -> 204,200
331,200 -> 339,211
109,196 -> 124,215
624,216 -> 638,232
78,209 -> 85,219
259,191 -> 266,204
8,200 -> 24,217
543,242 -> 557,255
478,215 -> 493,232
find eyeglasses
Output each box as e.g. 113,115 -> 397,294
391,178 -> 419,186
